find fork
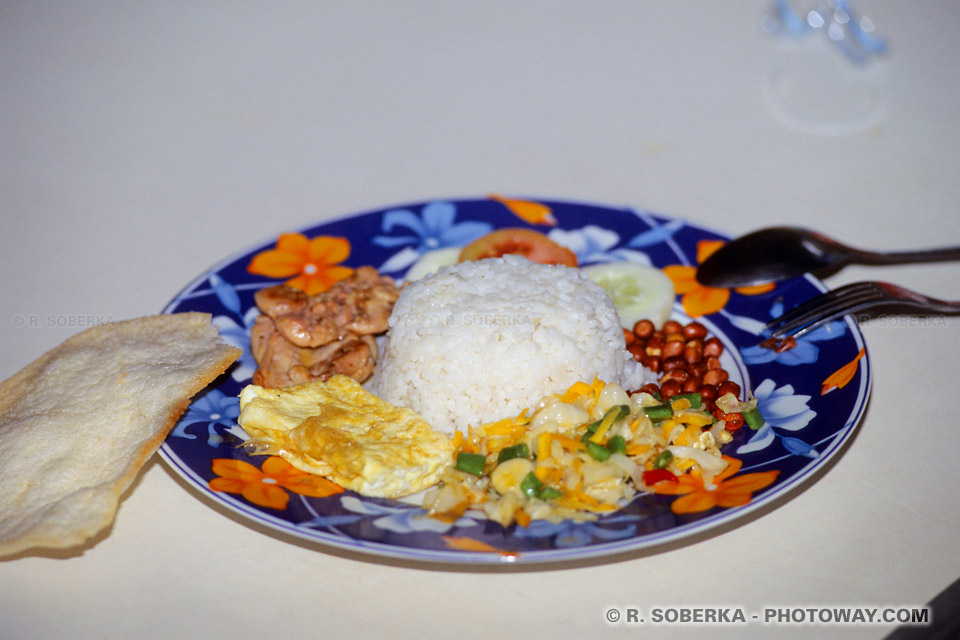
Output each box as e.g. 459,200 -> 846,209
764,281 -> 960,338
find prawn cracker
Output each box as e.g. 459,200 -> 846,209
0,313 -> 240,558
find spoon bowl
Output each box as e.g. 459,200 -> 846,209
695,227 -> 960,288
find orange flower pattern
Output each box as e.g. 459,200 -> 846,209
650,456 -> 780,515
488,194 -> 557,226
821,347 -> 866,395
247,232 -> 354,295
664,240 -> 774,317
209,456 -> 344,510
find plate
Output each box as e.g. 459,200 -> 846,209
159,197 -> 871,564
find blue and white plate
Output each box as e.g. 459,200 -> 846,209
159,197 -> 871,564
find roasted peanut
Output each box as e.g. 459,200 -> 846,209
703,337 -> 724,357
662,355 -> 687,372
682,321 -> 708,340
689,362 -> 707,378
633,319 -> 655,339
630,319 -> 738,406
683,343 -> 703,364
718,380 -> 741,398
661,340 -> 685,358
661,368 -> 691,384
645,334 -> 664,357
663,320 -> 683,335
660,379 -> 682,400
698,384 -> 718,401
640,383 -> 661,397
702,368 -> 729,386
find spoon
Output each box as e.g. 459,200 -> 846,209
695,226 -> 960,288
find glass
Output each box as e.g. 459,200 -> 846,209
762,0 -> 888,135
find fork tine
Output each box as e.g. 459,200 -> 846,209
770,287 -> 880,338
765,282 -> 885,338
763,283 -> 873,331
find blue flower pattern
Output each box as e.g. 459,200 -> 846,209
512,513 -> 642,547
205,273 -> 260,381
334,496 -> 477,534
372,201 -> 492,273
738,378 -> 818,457
211,307 -> 260,382
548,225 -> 652,265
627,218 -> 684,248
172,389 -> 243,447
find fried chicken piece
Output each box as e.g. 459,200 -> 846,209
307,266 -> 399,335
286,335 -> 378,386
253,285 -> 309,317
251,324 -> 379,388
254,267 -> 398,348
249,267 -> 398,387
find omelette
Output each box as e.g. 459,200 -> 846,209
237,375 -> 454,498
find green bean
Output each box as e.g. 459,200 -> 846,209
454,452 -> 486,476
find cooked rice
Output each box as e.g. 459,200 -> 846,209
368,255 -> 655,433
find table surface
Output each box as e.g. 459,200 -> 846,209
2,2 -> 958,638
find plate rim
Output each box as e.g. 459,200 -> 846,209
158,196 -> 872,565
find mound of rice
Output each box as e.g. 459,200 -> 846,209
368,255 -> 655,434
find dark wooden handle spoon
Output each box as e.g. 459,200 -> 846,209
695,226 -> 960,288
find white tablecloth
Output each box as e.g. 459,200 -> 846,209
2,2 -> 958,638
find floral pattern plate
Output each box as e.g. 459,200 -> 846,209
159,197 -> 871,564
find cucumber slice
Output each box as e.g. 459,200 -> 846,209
583,262 -> 675,329
403,247 -> 461,282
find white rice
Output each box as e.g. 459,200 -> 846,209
368,255 -> 655,434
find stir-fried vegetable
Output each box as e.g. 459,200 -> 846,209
423,377 -> 760,527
